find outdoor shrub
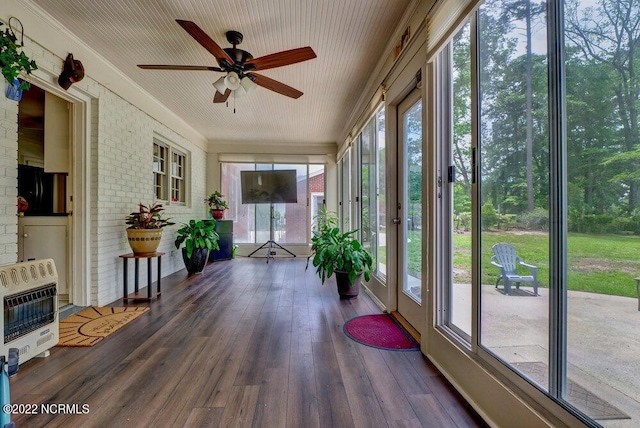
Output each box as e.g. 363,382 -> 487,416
569,214 -> 615,234
516,208 -> 549,231
612,216 -> 640,235
453,183 -> 471,214
497,213 -> 517,229
455,212 -> 471,231
481,201 -> 498,230
569,214 -> 640,235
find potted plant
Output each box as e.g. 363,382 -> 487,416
205,191 -> 229,220
307,208 -> 373,299
1,22 -> 38,91
174,219 -> 220,275
125,202 -> 174,255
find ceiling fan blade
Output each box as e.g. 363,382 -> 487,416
245,47 -> 316,71
138,64 -> 223,72
247,73 -> 303,99
176,19 -> 234,65
213,88 -> 231,103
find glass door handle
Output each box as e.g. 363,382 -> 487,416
392,218 -> 401,224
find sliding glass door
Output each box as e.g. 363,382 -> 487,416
476,0 -> 551,387
433,0 -> 640,423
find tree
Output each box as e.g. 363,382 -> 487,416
566,0 -> 640,212
453,24 -> 473,198
405,101 -> 423,231
478,0 -> 550,215
565,47 -> 622,214
498,0 -> 546,211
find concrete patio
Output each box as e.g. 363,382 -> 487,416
451,283 -> 640,426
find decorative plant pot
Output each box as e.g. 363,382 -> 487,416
335,270 -> 362,300
5,79 -> 23,102
182,247 -> 210,275
126,229 -> 162,255
211,209 -> 224,220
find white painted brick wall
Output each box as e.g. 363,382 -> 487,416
1,31 -> 209,306
0,82 -> 19,266
91,90 -> 208,305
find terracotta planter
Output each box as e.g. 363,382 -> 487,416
211,209 -> 224,220
335,270 -> 362,300
126,229 -> 163,255
182,247 -> 210,275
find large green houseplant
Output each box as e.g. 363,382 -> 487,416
125,202 -> 173,255
0,22 -> 38,90
174,219 -> 220,275
307,208 -> 372,299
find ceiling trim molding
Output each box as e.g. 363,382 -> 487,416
208,140 -> 337,155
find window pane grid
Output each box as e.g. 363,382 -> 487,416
171,151 -> 186,203
153,142 -> 168,201
154,139 -> 188,204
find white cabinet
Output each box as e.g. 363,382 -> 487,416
18,216 -> 69,303
44,92 -> 70,173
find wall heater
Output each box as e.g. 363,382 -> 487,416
0,259 -> 58,364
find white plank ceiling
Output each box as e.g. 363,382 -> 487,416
30,0 -> 411,144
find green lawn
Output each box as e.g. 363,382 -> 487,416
378,230 -> 639,297
448,231 -> 640,297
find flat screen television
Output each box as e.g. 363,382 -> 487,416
240,170 -> 298,204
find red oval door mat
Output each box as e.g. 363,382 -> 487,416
343,314 -> 419,351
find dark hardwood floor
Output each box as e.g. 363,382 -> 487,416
10,257 -> 486,427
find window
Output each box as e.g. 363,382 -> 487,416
375,108 -> 386,278
171,151 -> 186,203
153,142 -> 168,201
360,121 -> 375,265
434,0 -> 640,424
153,137 -> 189,204
350,106 -> 387,280
441,22 -> 473,339
477,0 -> 550,388
339,150 -> 352,231
565,0 -> 639,421
220,163 -> 325,244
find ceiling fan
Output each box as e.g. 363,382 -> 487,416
138,19 -> 317,103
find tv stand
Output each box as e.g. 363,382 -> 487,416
248,239 -> 296,263
248,204 -> 296,263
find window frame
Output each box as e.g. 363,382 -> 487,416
153,135 -> 190,206
153,141 -> 168,202
171,149 -> 187,204
431,2 -> 598,426
346,104 -> 387,282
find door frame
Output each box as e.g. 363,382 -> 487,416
28,74 -> 92,307
384,61 -> 428,339
395,88 -> 425,333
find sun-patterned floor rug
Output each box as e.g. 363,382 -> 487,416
57,306 -> 149,347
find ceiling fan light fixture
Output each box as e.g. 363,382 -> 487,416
224,71 -> 241,90
233,86 -> 247,98
213,76 -> 227,93
240,76 -> 257,94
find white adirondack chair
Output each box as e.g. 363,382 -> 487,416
490,243 -> 538,296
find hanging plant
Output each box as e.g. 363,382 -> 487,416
0,18 -> 38,91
